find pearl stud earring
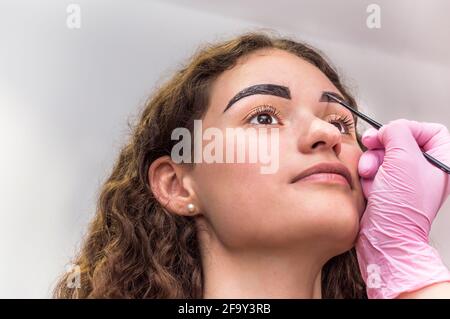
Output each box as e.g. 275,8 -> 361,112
187,203 -> 195,214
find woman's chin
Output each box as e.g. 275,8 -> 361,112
325,211 -> 360,252
300,204 -> 361,251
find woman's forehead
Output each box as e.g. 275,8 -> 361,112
207,50 -> 338,116
225,49 -> 323,79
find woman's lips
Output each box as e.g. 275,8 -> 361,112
295,172 -> 351,187
289,162 -> 353,189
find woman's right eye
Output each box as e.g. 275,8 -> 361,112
246,104 -> 282,125
249,113 -> 279,125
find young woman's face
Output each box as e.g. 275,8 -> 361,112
190,48 -> 366,255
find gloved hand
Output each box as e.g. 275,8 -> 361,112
355,118 -> 450,299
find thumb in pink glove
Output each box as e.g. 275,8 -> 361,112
356,118 -> 450,299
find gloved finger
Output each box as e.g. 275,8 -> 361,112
358,149 -> 385,179
410,122 -> 450,198
377,119 -> 422,156
377,119 -> 449,154
404,121 -> 450,153
408,122 -> 450,168
444,180 -> 450,204
360,176 -> 374,199
361,127 -> 383,150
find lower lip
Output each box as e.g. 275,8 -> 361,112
296,173 -> 350,187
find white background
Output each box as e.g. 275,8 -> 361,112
0,0 -> 449,298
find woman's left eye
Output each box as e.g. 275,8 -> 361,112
328,114 -> 355,135
246,105 -> 282,125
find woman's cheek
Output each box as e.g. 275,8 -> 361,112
193,161 -> 279,247
342,143 -> 366,216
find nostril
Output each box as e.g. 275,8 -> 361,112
334,143 -> 341,156
312,141 -> 325,149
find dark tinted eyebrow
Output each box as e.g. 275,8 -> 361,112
319,91 -> 349,104
321,91 -> 357,120
223,84 -> 291,113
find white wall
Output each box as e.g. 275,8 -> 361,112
0,0 -> 449,297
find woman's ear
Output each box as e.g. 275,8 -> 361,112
148,155 -> 200,217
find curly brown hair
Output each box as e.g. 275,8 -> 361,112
53,30 -> 368,299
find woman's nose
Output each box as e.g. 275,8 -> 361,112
296,118 -> 343,156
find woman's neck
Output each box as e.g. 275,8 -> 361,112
201,241 -> 326,299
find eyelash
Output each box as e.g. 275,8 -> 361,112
245,104 -> 355,134
327,113 -> 355,135
245,104 -> 282,125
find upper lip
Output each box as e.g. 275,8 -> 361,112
290,162 -> 353,188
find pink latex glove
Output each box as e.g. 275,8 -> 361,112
356,118 -> 450,299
